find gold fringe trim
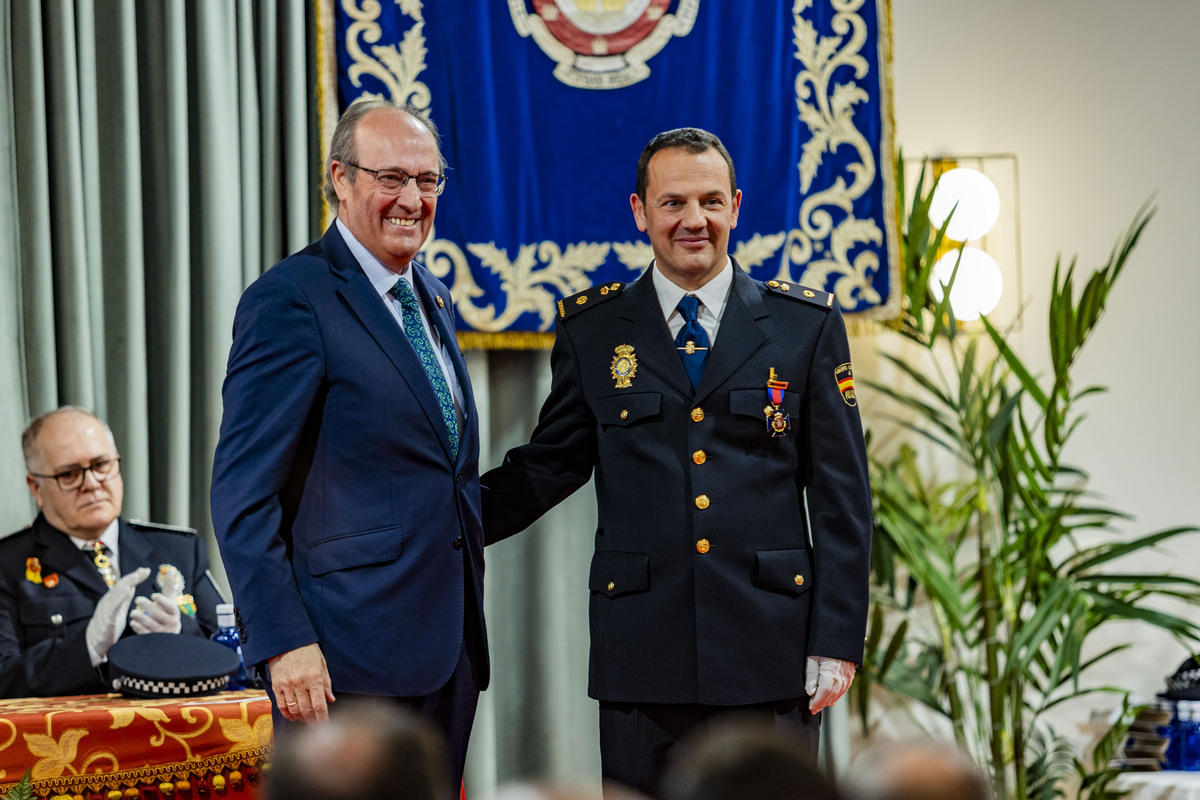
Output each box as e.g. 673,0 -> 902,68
17,746 -> 272,796
456,331 -> 555,351
314,0 -> 338,230
878,0 -> 902,322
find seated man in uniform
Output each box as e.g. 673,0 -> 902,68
0,406 -> 223,698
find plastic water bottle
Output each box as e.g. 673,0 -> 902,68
211,603 -> 249,690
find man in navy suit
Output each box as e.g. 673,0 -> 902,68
0,406 -> 222,698
211,100 -> 486,789
483,128 -> 872,795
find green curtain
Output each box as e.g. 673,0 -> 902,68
4,0 -> 317,593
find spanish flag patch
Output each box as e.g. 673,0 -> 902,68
835,362 -> 857,407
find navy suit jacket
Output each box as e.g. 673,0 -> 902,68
210,223 -> 488,697
0,514 -> 222,698
483,265 -> 871,705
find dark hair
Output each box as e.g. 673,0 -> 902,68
659,717 -> 843,800
265,701 -> 453,800
634,127 -> 737,203
323,99 -> 447,212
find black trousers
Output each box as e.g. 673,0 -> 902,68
598,698 -> 821,797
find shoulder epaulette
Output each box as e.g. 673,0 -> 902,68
764,280 -> 835,309
128,519 -> 198,536
557,282 -> 625,320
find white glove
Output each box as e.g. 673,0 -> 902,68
129,593 -> 183,635
86,567 -> 151,666
805,655 -> 856,713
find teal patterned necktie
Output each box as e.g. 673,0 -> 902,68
390,278 -> 459,459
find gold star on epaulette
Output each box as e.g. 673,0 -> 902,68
558,282 -> 625,320
765,280 -> 835,309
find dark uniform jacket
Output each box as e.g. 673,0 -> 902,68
0,514 -> 223,698
483,264 -> 872,706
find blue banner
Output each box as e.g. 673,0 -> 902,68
330,0 -> 898,346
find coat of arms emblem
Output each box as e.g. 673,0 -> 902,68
509,0 -> 699,89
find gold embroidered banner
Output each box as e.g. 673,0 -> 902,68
320,0 -> 899,349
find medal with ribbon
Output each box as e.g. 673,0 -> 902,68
763,368 -> 791,437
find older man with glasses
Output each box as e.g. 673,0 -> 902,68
211,98 -> 486,795
0,406 -> 224,698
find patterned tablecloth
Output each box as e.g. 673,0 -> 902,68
0,690 -> 272,800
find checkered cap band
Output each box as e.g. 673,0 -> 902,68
117,674 -> 230,697
1169,668 -> 1200,693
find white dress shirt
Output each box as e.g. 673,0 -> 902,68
336,219 -> 466,434
651,257 -> 735,346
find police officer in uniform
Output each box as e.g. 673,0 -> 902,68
0,407 -> 222,698
482,128 -> 872,795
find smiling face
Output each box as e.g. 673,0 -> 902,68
331,108 -> 440,273
630,146 -> 741,292
26,411 -> 123,541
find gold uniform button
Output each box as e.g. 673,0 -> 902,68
695,494 -> 710,510
607,581 -> 616,592
620,410 -> 629,420
690,407 -> 704,422
794,575 -> 805,586
692,450 -> 707,465
696,539 -> 711,554
780,282 -> 791,291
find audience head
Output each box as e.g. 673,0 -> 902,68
265,700 -> 453,800
658,716 -> 844,800
23,406 -> 123,540
843,739 -> 992,800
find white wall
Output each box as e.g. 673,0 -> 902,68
885,0 -> 1200,720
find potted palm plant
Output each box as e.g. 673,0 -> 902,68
855,156 -> 1200,799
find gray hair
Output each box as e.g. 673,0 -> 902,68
323,99 -> 447,212
22,406 -> 116,474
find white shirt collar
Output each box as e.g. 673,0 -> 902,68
336,218 -> 414,297
69,518 -> 120,554
652,257 -> 734,323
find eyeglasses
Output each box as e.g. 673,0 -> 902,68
30,457 -> 122,491
343,163 -> 446,196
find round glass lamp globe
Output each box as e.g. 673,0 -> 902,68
929,247 -> 1004,321
928,167 -> 1001,241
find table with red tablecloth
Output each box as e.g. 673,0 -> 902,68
0,690 -> 272,800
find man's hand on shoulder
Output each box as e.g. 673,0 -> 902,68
268,643 -> 336,724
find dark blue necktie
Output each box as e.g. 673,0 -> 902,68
675,295 -> 709,390
390,278 -> 460,459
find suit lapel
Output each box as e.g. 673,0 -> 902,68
619,273 -> 694,398
323,227 -> 456,462
694,269 -> 768,401
31,515 -> 109,596
118,519 -> 153,578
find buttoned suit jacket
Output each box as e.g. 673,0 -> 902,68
0,514 -> 222,698
210,223 -> 488,697
482,264 -> 871,705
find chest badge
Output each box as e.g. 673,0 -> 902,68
764,367 -> 791,438
25,556 -> 42,585
611,345 -> 638,389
